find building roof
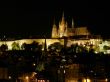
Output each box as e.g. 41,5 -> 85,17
74,27 -> 90,36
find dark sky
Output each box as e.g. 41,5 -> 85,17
0,0 -> 110,38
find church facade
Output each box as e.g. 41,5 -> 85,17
52,13 -> 90,38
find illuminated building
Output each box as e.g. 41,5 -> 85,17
52,12 -> 90,38
0,12 -> 110,54
0,13 -> 109,82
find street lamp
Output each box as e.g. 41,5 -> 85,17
9,76 -> 12,79
105,78 -> 108,82
25,76 -> 29,82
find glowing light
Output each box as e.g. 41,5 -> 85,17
9,76 -> 11,79
33,63 -> 36,66
33,72 -> 37,75
66,80 -> 77,82
64,70 -> 66,74
25,76 -> 29,80
94,51 -> 98,54
83,78 -> 91,82
105,78 -> 108,81
38,80 -> 45,82
90,70 -> 93,73
42,80 -> 45,82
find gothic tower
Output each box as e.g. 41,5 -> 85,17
71,18 -> 75,36
58,12 -> 68,38
64,21 -> 68,37
72,18 -> 74,28
52,20 -> 58,38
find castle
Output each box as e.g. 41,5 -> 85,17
52,13 -> 90,38
0,13 -> 109,54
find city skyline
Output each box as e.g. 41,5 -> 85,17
1,1 -> 110,81
0,0 -> 110,38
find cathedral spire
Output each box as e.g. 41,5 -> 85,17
58,11 -> 67,38
72,18 -> 74,28
62,12 -> 64,18
61,12 -> 65,22
52,19 -> 58,38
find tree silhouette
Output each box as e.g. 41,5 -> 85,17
21,43 -> 27,50
48,42 -> 63,52
21,41 -> 42,51
31,41 -> 42,51
0,44 -> 8,51
11,42 -> 20,50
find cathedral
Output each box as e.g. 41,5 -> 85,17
52,13 -> 90,38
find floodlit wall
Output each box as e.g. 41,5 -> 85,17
0,39 -> 64,50
98,40 -> 110,54
67,39 -> 102,47
1,38 -> 110,54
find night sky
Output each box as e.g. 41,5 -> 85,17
0,0 -> 110,38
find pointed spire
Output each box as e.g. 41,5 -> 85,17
72,18 -> 74,28
62,11 -> 65,21
52,17 -> 56,28
62,11 -> 64,18
52,18 -> 58,38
